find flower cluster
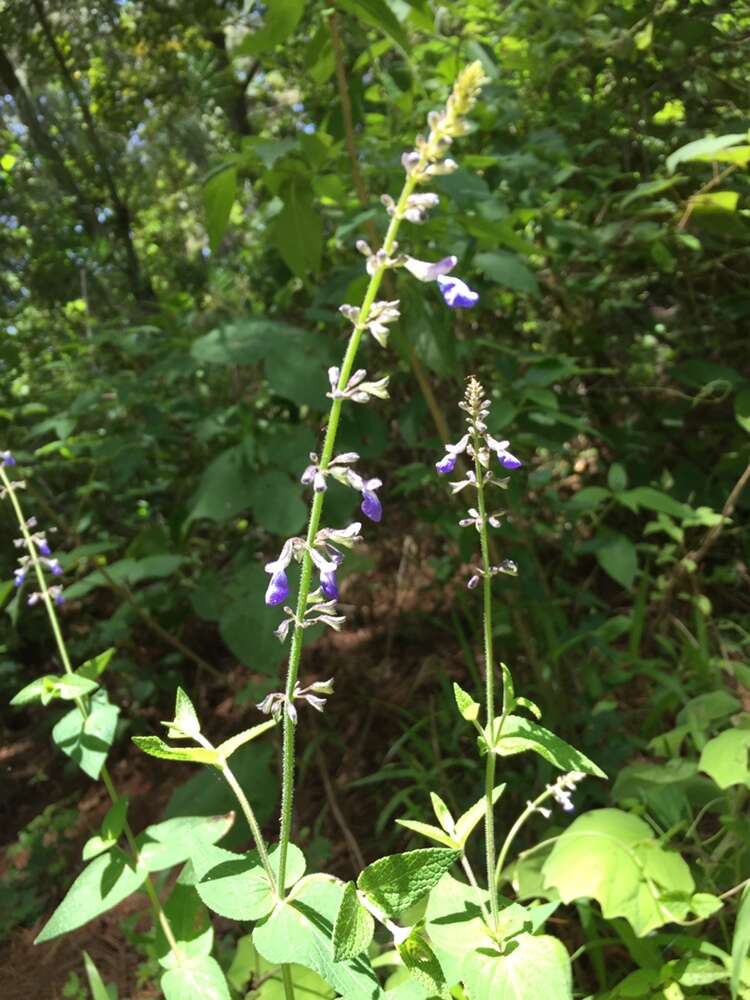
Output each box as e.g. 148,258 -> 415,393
264,522 -> 362,610
531,771 -> 587,820
12,516 -> 65,606
257,677 -> 334,725
301,451 -> 382,523
436,379 -> 522,588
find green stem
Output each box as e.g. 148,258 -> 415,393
276,162 -> 424,892
470,431 -> 500,930
495,784 -> 558,886
1,464 -> 182,963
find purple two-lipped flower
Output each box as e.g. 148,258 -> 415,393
437,275 -> 479,309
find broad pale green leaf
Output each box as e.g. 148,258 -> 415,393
52,690 -> 120,779
667,132 -> 748,173
489,714 -> 606,778
132,735 -> 218,766
228,934 -> 335,998
541,809 -> 694,935
731,883 -> 750,998
161,956 -> 231,1000
461,931 -> 572,1000
216,719 -> 277,760
595,531 -> 637,589
333,881 -> 375,962
424,874 -> 489,984
337,0 -> 409,51
699,728 -> 750,789
475,251 -> 539,297
137,814 -> 234,873
253,874 -> 384,998
358,848 -> 461,918
192,841 -> 305,921
155,883 -> 213,970
397,929 -> 450,1000
203,164 -> 236,252
55,674 -> 99,700
83,950 -> 116,1000
235,0 -> 304,55
36,848 -> 147,943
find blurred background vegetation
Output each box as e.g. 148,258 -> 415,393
1,0 -> 749,995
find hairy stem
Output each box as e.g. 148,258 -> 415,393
1,465 -> 182,963
470,433 -> 500,929
276,163 -> 424,891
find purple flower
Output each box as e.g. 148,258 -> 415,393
1,450 -> 16,467
437,275 -> 479,309
403,255 -> 457,282
46,558 -> 63,577
264,538 -> 296,606
37,539 -> 52,557
319,567 -> 339,601
265,569 -> 289,606
488,435 -> 522,470
436,434 -> 469,475
436,453 -> 457,475
361,488 -> 382,523
13,568 -> 26,588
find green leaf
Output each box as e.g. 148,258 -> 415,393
54,674 -> 100,700
461,931 -> 572,1000
430,793 -> 455,834
394,819 -> 457,849
618,487 -> 692,519
216,719 -> 277,761
735,388 -> 750,435
52,690 -> 120,780
595,531 -> 637,589
453,681 -> 480,722
667,132 -> 748,173
203,164 -> 237,253
187,445 -> 256,523
138,814 -> 235,874
454,785 -> 507,847
270,185 -> 322,278
731,883 -> 750,999
235,0 -> 304,55
64,556 -> 185,600
248,469 -> 308,535
424,874 -> 489,985
190,318 -> 307,367
77,648 -> 116,680
489,714 -> 606,778
10,675 -> 55,706
541,808 -> 695,936
192,841 -> 306,921
252,874 -> 384,998
475,251 -> 539,297
608,463 -> 628,492
228,935 -> 336,998
83,950 -> 116,1000
337,0 -> 410,52
332,881 -> 375,962
166,687 -> 201,739
83,797 -> 130,860
155,883 -> 213,970
35,848 -> 147,943
699,728 -> 750,789
132,735 -> 219,766
397,929 -> 450,1000
161,956 -> 231,1000
358,848 -> 461,918
691,190 -> 739,212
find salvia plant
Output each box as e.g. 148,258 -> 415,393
5,63 -> 746,1000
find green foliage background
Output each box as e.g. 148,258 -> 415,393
1,0 -> 749,996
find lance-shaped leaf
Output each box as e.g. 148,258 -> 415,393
453,682 -> 480,723
215,719 -> 277,762
82,796 -> 129,861
164,687 -> 202,740
132,735 -> 219,766
52,689 -> 120,780
397,786 -> 506,851
357,848 -> 461,918
332,881 -> 374,962
487,714 -> 606,778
